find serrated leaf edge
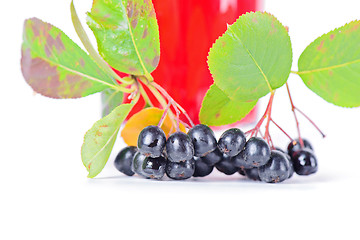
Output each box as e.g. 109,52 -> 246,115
81,102 -> 136,178
207,11 -> 292,101
22,18 -> 117,92
297,20 -> 360,75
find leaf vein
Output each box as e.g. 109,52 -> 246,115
122,3 -> 150,77
228,26 -> 273,93
297,59 -> 360,75
37,56 -> 116,89
86,126 -> 120,170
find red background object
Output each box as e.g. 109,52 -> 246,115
151,0 -> 260,125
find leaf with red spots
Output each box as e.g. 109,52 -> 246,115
199,84 -> 257,126
297,20 -> 360,107
21,18 -> 116,99
208,12 -> 292,102
82,102 -> 135,178
87,0 -> 160,78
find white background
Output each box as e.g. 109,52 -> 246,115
1,0 -> 360,239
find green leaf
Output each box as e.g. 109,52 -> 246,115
297,20 -> 360,107
81,103 -> 134,178
21,18 -> 116,99
208,12 -> 292,102
86,0 -> 160,78
101,89 -> 124,117
199,84 -> 257,126
70,0 -> 118,83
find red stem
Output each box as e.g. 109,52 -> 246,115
246,92 -> 276,148
268,133 -> 275,150
248,93 -> 274,138
286,82 -> 304,148
286,82 -> 326,144
179,120 -> 191,129
264,92 -> 275,142
158,101 -> 171,128
152,82 -> 195,127
270,118 -> 294,142
295,108 -> 326,138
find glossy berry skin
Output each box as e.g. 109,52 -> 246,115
245,168 -> 260,181
201,148 -> 223,166
114,146 -> 137,176
232,153 -> 255,169
137,125 -> 166,158
276,147 -> 294,178
287,139 -> 313,157
166,132 -> 194,162
217,128 -> 246,157
215,154 -> 238,175
193,158 -> 214,177
292,149 -> 318,175
132,152 -> 166,179
259,150 -> 290,183
166,159 -> 195,180
188,124 -> 217,157
233,137 -> 271,168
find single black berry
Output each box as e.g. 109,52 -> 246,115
166,132 -> 194,162
245,168 -> 260,181
232,137 -> 271,168
188,124 -> 217,157
201,148 -> 223,166
217,128 -> 246,157
287,139 -> 313,157
292,149 -> 318,175
215,154 -> 238,175
166,159 -> 195,180
137,125 -> 166,158
193,158 -> 214,177
277,147 -> 294,178
258,150 -> 290,183
114,146 -> 137,176
132,152 -> 166,179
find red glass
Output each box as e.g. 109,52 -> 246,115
152,0 -> 260,125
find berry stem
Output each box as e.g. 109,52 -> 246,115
267,133 -> 275,150
175,108 -> 181,132
152,82 -> 195,127
179,120 -> 191,129
286,82 -> 326,145
270,118 -> 294,141
264,91 -> 275,142
286,82 -> 304,148
142,79 -> 178,128
137,77 -> 195,130
295,108 -> 326,138
246,91 -> 276,147
157,101 -> 171,128
138,82 -> 154,107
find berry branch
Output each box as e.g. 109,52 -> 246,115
136,76 -> 195,131
270,118 -> 294,142
286,82 -> 326,148
286,82 -> 304,147
246,91 -> 276,143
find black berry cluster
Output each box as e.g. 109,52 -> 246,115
114,125 -> 318,183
